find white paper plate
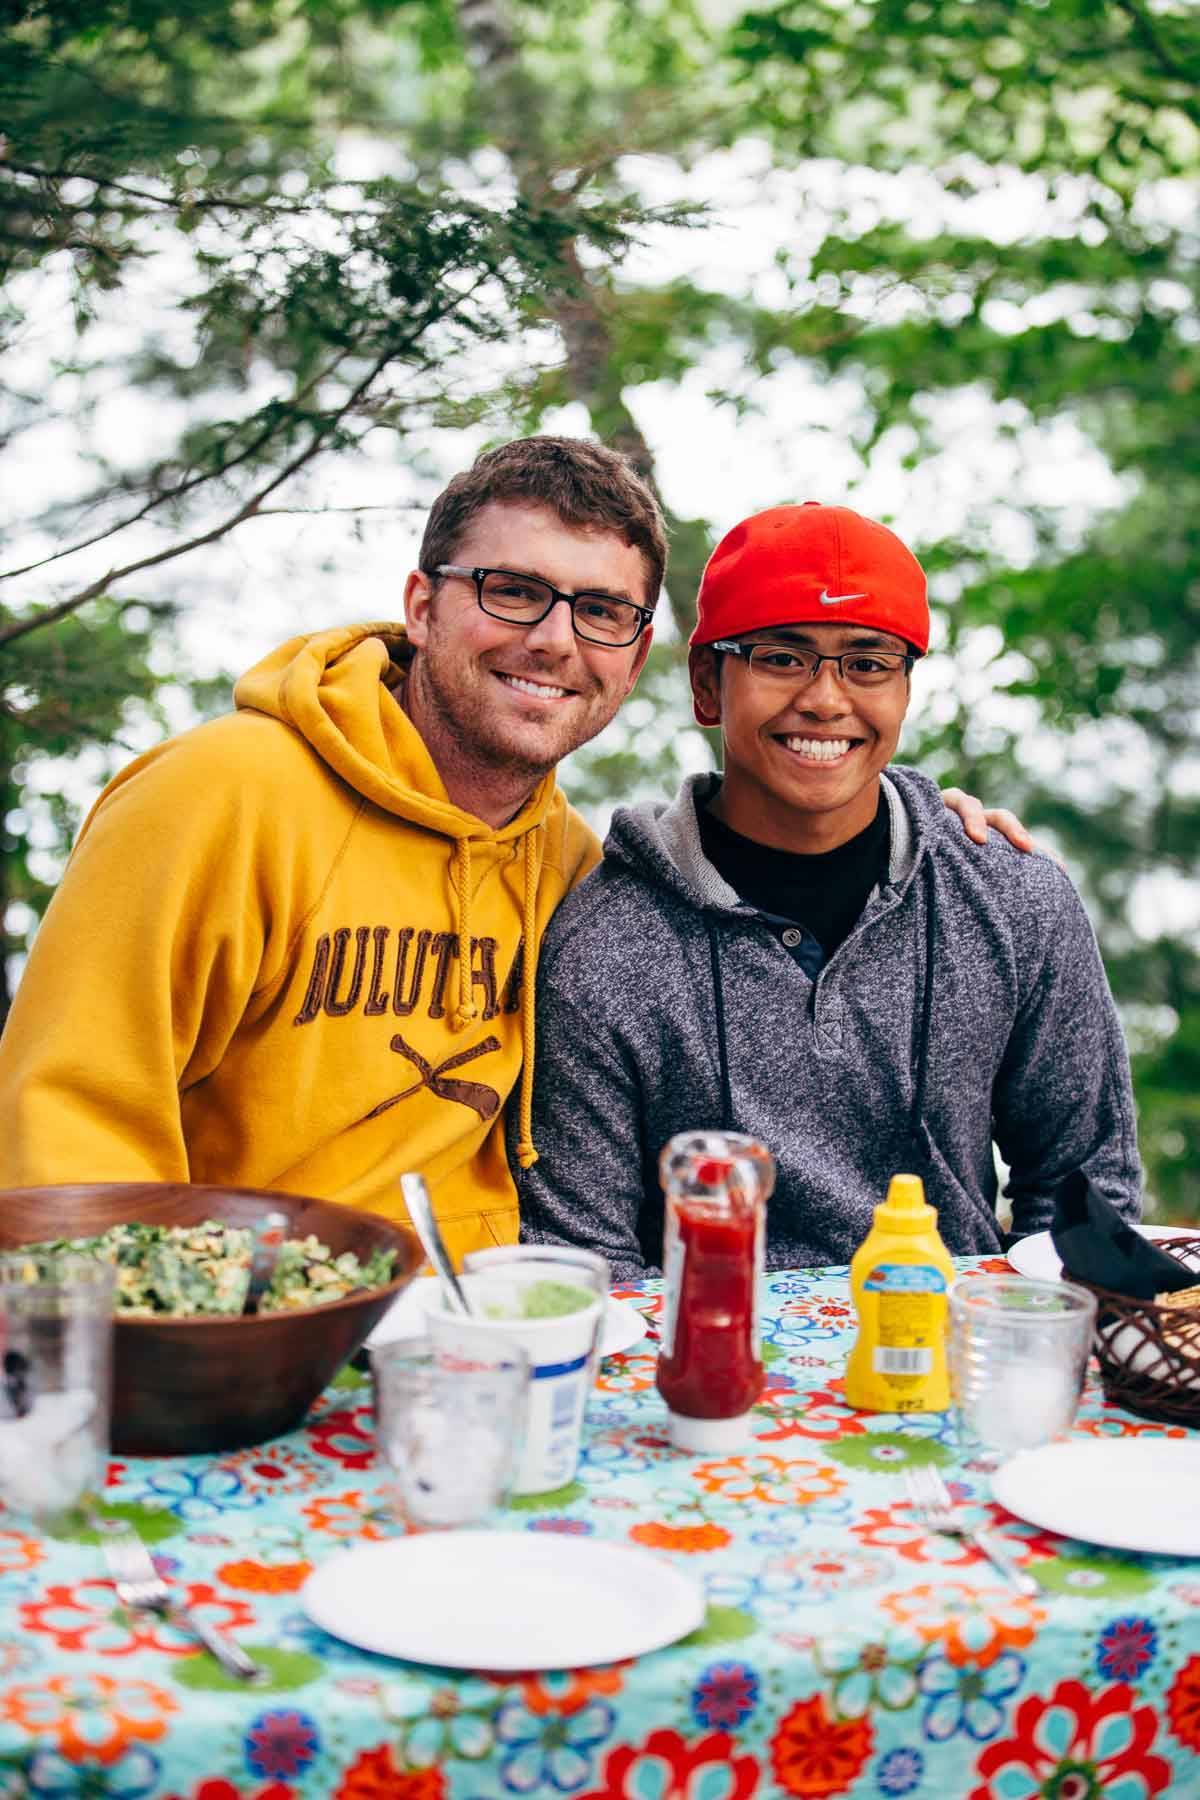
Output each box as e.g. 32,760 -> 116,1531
365,1278 -> 648,1359
992,1438 -> 1200,1557
302,1531 -> 705,1669
1007,1224 -> 1196,1282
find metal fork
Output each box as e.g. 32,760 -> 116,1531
904,1465 -> 1041,1597
94,1518 -> 268,1682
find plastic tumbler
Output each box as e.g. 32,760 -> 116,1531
0,1253 -> 116,1526
949,1273 -> 1097,1464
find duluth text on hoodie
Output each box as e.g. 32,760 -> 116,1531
0,623 -> 599,1259
514,768 -> 1142,1277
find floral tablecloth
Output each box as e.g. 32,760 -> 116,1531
1,1257 -> 1199,1800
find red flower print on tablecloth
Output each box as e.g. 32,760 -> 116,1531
755,1387 -> 866,1444
333,1745 -> 445,1799
481,1664 -> 631,1717
163,1782 -> 294,1800
1167,1653 -> 1200,1751
769,1695 -> 873,1798
1,1672 -> 177,1763
217,1558 -> 313,1594
0,1529 -> 44,1574
629,1520 -> 732,1554
221,1446 -> 323,1495
980,1507 -> 1068,1565
974,1258 -> 1012,1276
692,1454 -> 845,1507
299,1490 -> 392,1540
969,1677 -> 1171,1800
306,1407 -> 375,1469
880,1581 -> 1043,1667
21,1582 -> 256,1657
579,1727 -> 759,1800
851,1505 -> 979,1567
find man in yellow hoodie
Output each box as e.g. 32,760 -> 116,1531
0,435 -> 1023,1255
0,437 -> 663,1258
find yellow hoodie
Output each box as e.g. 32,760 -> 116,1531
0,624 -> 600,1259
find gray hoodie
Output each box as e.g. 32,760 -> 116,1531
514,768 -> 1141,1277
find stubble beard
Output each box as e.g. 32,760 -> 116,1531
409,638 -> 617,793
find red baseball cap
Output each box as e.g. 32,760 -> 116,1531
690,502 -> 929,654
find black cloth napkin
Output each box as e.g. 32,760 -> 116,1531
1049,1172 -> 1199,1299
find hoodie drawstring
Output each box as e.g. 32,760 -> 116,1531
514,828 -> 542,1169
452,837 -> 479,1031
705,915 -> 735,1132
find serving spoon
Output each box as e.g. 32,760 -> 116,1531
400,1172 -> 473,1316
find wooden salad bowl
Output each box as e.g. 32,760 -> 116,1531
0,1182 -> 423,1454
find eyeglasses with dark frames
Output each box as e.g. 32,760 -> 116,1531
433,564 -> 653,648
709,639 -> 915,689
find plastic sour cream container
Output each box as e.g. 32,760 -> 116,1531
421,1267 -> 605,1496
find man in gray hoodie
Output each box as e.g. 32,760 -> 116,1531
513,501 -> 1141,1275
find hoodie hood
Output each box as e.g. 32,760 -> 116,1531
606,768 -> 924,911
234,621 -> 561,845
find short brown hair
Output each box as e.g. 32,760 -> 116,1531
419,436 -> 668,607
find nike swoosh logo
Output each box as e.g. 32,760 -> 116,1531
818,590 -> 868,606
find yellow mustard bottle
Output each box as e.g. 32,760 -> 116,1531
844,1173 -> 955,1412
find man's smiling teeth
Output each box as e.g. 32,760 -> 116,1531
498,672 -> 570,699
781,736 -> 852,761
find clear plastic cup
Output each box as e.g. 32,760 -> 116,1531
0,1252 -> 116,1526
372,1337 -> 529,1529
949,1274 -> 1097,1465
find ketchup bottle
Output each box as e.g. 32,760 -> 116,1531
655,1131 -> 775,1452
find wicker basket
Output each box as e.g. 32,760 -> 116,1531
1065,1235 -> 1200,1427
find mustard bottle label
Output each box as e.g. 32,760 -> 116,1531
864,1263 -> 947,1388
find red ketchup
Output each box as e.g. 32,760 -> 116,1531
655,1132 -> 775,1452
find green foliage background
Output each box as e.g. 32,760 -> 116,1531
2,0 -> 1197,1214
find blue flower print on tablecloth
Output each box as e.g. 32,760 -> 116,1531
765,1275 -> 814,1298
495,1696 -> 615,1793
123,1463 -> 263,1522
244,1707 -> 320,1781
20,1746 -> 160,1798
275,1611 -> 387,1668
705,1547 -> 894,1621
690,1661 -> 760,1730
1096,1616 -> 1158,1683
917,1648 -> 1025,1743
528,1516 -> 595,1536
875,1745 -> 925,1796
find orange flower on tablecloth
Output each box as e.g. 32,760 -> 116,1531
1074,1416 -> 1188,1440
480,1663 -> 631,1716
300,1490 -> 391,1540
21,1581 -> 186,1656
333,1745 -> 445,1800
851,1506 -> 979,1567
579,1727 -> 760,1800
969,1677 -> 1171,1800
769,1695 -> 873,1798
629,1521 -> 732,1554
974,1258 -> 1012,1276
217,1558 -> 313,1593
880,1581 -> 1043,1667
0,1529 -> 45,1575
595,1354 -> 658,1395
1,1672 -> 177,1763
692,1454 -> 845,1508
1166,1653 -> 1200,1751
755,1387 -> 865,1444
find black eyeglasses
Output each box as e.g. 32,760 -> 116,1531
433,565 -> 653,648
710,639 -> 915,689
